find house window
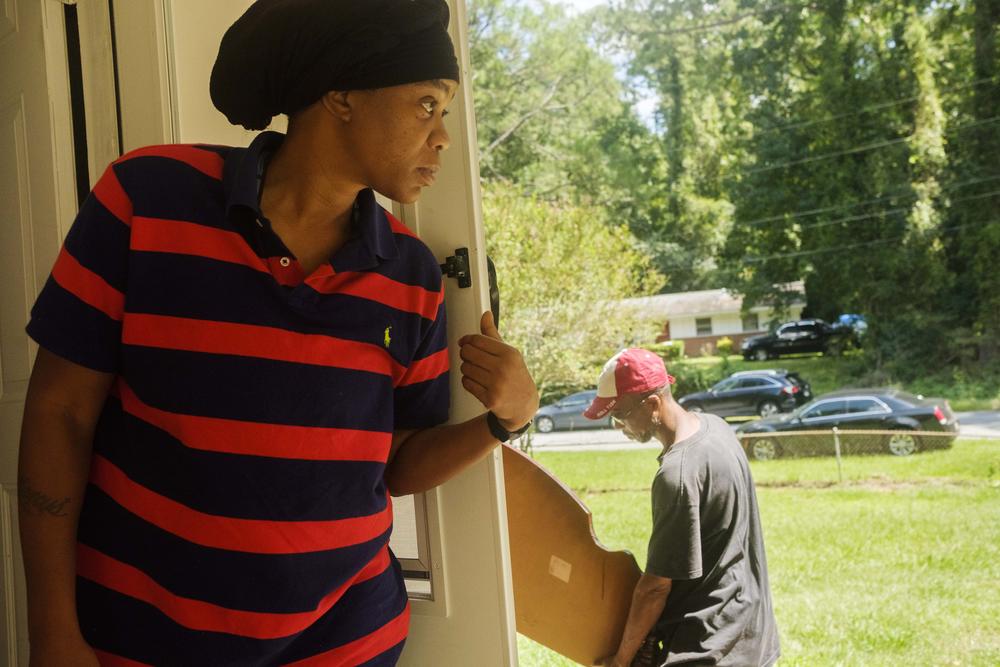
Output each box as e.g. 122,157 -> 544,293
695,317 -> 713,336
742,313 -> 760,332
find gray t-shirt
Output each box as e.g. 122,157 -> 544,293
646,413 -> 780,666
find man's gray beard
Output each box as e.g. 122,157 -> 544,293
626,427 -> 655,444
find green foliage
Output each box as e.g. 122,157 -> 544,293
483,184 -> 664,398
608,0 -> 1000,372
644,339 -> 685,360
716,336 -> 734,357
467,0 -> 1000,389
468,0 -> 633,201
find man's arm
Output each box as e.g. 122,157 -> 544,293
18,348 -> 112,666
602,572 -> 673,667
384,311 -> 538,496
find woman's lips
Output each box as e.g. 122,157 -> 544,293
417,166 -> 439,186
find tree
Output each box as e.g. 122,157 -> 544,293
483,184 -> 663,398
469,0 -> 629,200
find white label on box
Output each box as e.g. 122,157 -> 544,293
548,555 -> 572,583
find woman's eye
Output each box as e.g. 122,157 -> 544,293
421,101 -> 436,115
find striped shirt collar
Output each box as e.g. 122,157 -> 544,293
223,131 -> 399,269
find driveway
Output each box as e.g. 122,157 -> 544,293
524,411 -> 1000,452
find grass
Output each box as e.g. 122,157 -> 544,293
516,439 -> 1000,666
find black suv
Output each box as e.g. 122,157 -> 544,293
677,369 -> 812,418
741,319 -> 849,361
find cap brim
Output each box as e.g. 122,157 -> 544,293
583,396 -> 618,420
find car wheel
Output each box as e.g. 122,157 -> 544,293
535,416 -> 555,434
750,438 -> 780,461
757,400 -> 780,418
754,348 -> 769,362
686,403 -> 704,413
886,431 -> 919,456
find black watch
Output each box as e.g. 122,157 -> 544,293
486,411 -> 532,442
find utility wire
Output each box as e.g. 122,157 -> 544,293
742,219 -> 996,263
783,189 -> 1000,233
737,174 -> 1000,228
753,76 -> 1000,135
745,115 -> 1000,175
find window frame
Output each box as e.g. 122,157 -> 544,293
741,313 -> 760,332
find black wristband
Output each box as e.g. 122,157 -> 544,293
486,411 -> 532,442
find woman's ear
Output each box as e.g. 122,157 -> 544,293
321,91 -> 352,122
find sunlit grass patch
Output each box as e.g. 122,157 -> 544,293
516,440 -> 1000,665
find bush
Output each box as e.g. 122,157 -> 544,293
645,340 -> 685,361
716,336 -> 734,357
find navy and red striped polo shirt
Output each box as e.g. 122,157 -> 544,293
27,131 -> 451,665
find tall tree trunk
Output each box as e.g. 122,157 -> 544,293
665,54 -> 684,221
970,0 -> 1000,361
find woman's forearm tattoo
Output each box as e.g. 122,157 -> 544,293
17,476 -> 71,517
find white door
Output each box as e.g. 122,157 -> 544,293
0,1 -> 80,664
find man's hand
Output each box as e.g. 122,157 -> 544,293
458,311 -> 538,431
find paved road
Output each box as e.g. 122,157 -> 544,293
955,410 -> 1000,438
524,411 -> 1000,452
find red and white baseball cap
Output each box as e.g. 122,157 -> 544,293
583,348 -> 676,420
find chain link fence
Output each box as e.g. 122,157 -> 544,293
737,428 -> 958,480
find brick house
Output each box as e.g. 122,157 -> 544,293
623,282 -> 806,356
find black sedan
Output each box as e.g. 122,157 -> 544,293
735,389 -> 959,460
533,390 -> 612,433
678,370 -> 812,418
741,319 -> 850,361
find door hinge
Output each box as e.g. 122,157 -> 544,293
440,248 -> 471,288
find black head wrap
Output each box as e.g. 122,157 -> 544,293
210,0 -> 460,130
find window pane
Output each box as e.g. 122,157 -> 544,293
804,400 -> 847,417
742,313 -> 759,332
696,317 -> 712,335
391,494 -> 434,600
819,400 -> 848,416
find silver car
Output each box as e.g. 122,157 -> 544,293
533,390 -> 613,433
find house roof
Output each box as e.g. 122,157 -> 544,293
622,281 -> 805,319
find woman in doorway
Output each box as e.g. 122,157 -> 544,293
18,1 -> 538,664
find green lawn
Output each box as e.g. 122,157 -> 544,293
516,439 -> 1000,666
